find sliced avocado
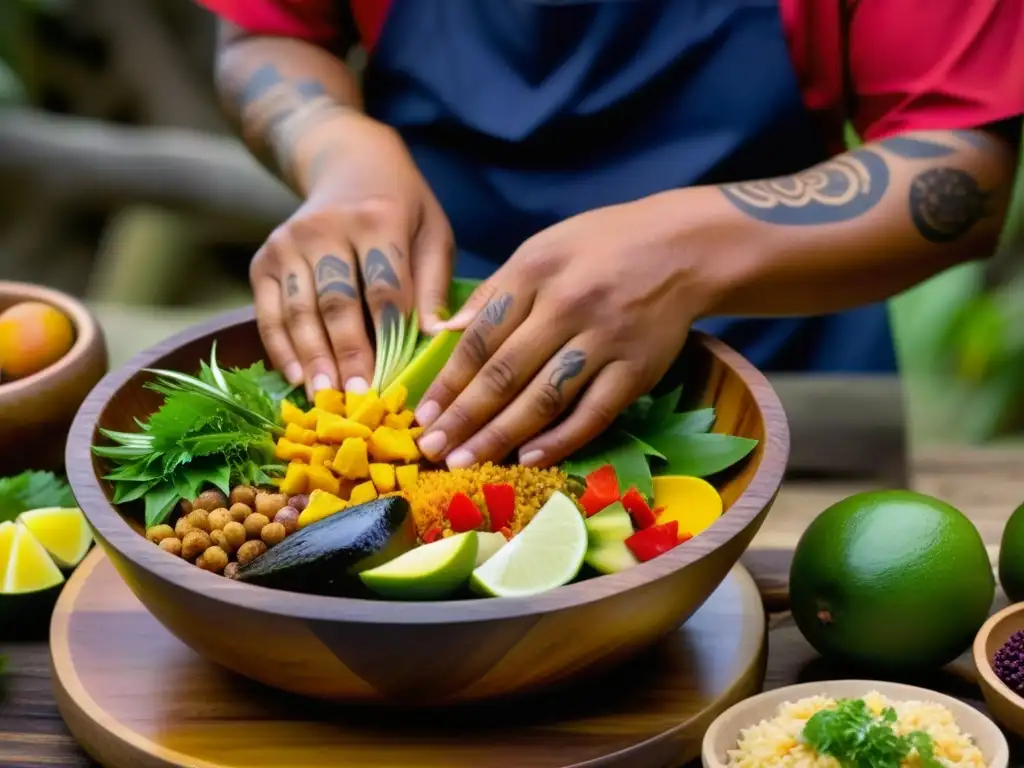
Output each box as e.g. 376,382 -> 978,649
234,496 -> 415,595
585,502 -> 634,546
584,540 -> 640,575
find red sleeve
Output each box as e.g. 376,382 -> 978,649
192,0 -> 340,44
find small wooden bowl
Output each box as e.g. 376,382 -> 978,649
0,281 -> 108,474
703,680 -> 1009,768
66,307 -> 789,705
974,601 -> 1024,739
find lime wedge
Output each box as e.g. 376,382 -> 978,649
585,541 -> 639,575
0,521 -> 17,581
585,501 -> 634,546
475,531 -> 508,567
17,507 -> 93,569
470,491 -> 587,598
360,531 -> 479,600
3,524 -> 65,594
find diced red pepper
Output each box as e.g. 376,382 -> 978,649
579,464 -> 620,516
482,483 -> 516,532
422,526 -> 443,544
499,526 -> 513,541
678,532 -> 694,544
446,492 -> 483,533
621,487 -> 657,529
625,521 -> 681,562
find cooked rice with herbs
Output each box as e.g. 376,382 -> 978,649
727,691 -> 986,767
404,462 -> 572,537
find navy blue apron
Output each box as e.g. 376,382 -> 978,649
360,0 -> 897,373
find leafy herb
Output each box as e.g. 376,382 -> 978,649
372,308 -> 421,393
802,698 -> 942,768
92,344 -> 295,528
0,471 -> 75,522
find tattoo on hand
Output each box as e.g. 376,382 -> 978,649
285,273 -> 299,298
719,148 -> 889,225
379,301 -> 401,332
909,168 -> 990,244
482,293 -> 513,327
878,136 -> 956,159
315,255 -> 358,300
549,349 -> 587,393
363,248 -> 401,290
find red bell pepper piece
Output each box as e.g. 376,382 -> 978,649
482,483 -> 516,532
499,526 -> 513,541
625,521 -> 681,562
446,492 -> 483,533
621,487 -> 657,529
579,464 -> 620,516
422,526 -> 443,544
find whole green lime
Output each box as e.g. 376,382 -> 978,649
998,502 -> 1024,603
790,489 -> 994,670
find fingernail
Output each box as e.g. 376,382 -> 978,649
284,363 -> 303,385
415,400 -> 441,428
311,374 -> 332,393
345,377 -> 369,394
417,430 -> 447,458
446,447 -> 475,469
519,449 -> 545,467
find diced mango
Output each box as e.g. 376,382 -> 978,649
310,444 -> 337,467
315,411 -> 372,443
381,383 -> 408,415
344,391 -> 368,419
275,438 -> 314,463
279,463 -> 309,496
285,422 -> 318,446
332,437 -> 369,480
306,464 -> 341,495
409,427 -> 425,440
352,392 -> 387,430
297,489 -> 348,529
314,388 -> 346,415
368,427 -> 420,463
349,481 -> 378,506
281,399 -> 307,426
369,463 -> 396,493
395,464 -> 419,491
383,410 -> 415,430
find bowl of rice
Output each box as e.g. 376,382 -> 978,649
702,680 -> 1008,768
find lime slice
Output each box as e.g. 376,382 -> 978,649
470,491 -> 587,598
3,524 -> 65,594
475,531 -> 508,567
585,541 -> 639,575
0,521 -> 18,581
585,501 -> 634,546
360,531 -> 479,600
17,507 -> 93,569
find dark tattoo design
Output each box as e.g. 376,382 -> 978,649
549,349 -> 587,394
362,248 -> 401,289
953,130 -> 989,149
285,273 -> 299,298
909,168 -> 990,244
315,255 -> 357,300
878,136 -> 956,159
482,293 -> 514,327
719,148 -> 889,225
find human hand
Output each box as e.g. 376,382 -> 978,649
250,112 -> 454,398
413,191 -> 731,469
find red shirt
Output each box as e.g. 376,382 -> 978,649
197,0 -> 1024,155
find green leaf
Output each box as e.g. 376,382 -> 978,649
0,471 -> 76,521
143,483 -> 181,528
111,479 -> 160,505
646,386 -> 683,424
645,432 -> 758,478
642,408 -> 716,439
562,431 -> 653,500
622,432 -> 665,460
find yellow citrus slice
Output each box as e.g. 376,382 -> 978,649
2,524 -> 65,594
0,521 -> 18,585
17,507 -> 93,569
652,475 -> 723,539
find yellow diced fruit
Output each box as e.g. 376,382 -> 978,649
310,444 -> 337,467
349,481 -> 378,506
395,464 -> 419,491
279,463 -> 309,496
313,388 -> 346,415
352,392 -> 387,430
306,464 -> 341,495
409,427 -> 425,440
285,422 -> 318,446
369,463 -> 396,494
381,383 -> 408,415
383,410 -> 415,430
315,411 -> 372,443
297,489 -> 348,529
281,399 -> 307,426
369,427 -> 421,463
344,391 -> 367,419
332,437 -> 369,480
275,438 -> 314,463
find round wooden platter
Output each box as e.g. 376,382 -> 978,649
52,548 -> 767,768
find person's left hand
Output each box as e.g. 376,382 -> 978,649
412,191 -> 732,469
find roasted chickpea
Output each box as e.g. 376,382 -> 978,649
274,507 -> 300,535
287,494 -> 310,513
221,521 -> 247,551
178,498 -> 193,516
255,491 -> 287,519
261,521 -> 287,547
236,539 -> 267,566
207,508 -> 233,531
181,529 -> 212,560
185,509 -> 211,533
243,512 -> 270,540
174,517 -> 193,538
230,485 -> 257,508
158,537 -> 182,557
145,524 -> 175,544
197,545 -> 229,574
228,502 -> 251,524
193,489 -> 229,512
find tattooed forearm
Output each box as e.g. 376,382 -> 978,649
549,349 -> 586,394
909,168 -> 991,243
362,248 -> 401,290
315,255 -> 358,300
877,136 -> 956,159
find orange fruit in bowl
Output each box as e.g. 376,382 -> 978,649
0,300 -> 76,382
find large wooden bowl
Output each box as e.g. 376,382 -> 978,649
66,307 -> 788,705
0,281 -> 108,474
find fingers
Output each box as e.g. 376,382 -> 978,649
277,259 -> 341,399
252,268 -> 302,386
442,339 -> 600,469
356,241 -> 415,328
518,360 -> 642,467
411,203 -> 455,333
310,248 -> 374,392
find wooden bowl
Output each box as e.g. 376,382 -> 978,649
703,680 -> 1009,768
66,306 -> 788,705
0,281 -> 108,474
974,601 -> 1024,739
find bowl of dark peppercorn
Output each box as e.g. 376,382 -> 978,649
974,601 -> 1024,738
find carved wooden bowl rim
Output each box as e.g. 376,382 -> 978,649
66,306 -> 789,625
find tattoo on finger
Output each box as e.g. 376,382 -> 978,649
363,248 -> 401,290
285,273 -> 299,298
482,293 -> 514,327
315,255 -> 358,299
549,349 -> 587,393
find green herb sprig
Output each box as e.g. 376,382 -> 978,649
802,698 -> 943,768
372,308 -> 420,393
92,344 -> 303,529
0,471 -> 76,523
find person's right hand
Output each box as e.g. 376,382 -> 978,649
250,112 -> 454,398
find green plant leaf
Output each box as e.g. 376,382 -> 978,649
644,408 -> 716,438
622,432 -> 665,460
143,483 -> 181,528
0,471 -> 75,521
645,433 -> 758,478
645,386 -> 683,424
562,431 -> 653,500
